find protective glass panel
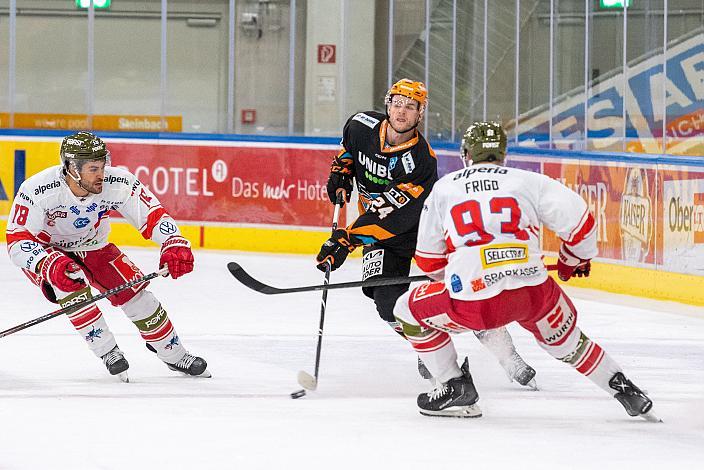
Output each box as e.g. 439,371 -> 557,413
166,0 -> 227,133
0,0 -> 9,121
454,1 -> 483,135
424,0 -> 453,141
587,2 -> 626,151
664,0 -> 704,156
15,2 -> 87,119
517,0 -> 551,146
551,0 -> 587,149
621,0 -> 666,154
486,0 -> 516,141
234,0 -> 291,135
390,0 -> 427,132
94,1 -> 161,132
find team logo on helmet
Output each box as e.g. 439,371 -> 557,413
385,78 -> 428,110
60,131 -> 109,166
461,121 -> 507,165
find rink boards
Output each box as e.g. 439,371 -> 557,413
1,132 -> 703,306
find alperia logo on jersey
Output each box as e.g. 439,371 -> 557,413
34,180 -> 61,195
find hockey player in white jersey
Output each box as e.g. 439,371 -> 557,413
6,131 -> 210,381
393,121 -> 656,420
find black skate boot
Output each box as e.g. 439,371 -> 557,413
101,345 -> 129,383
167,352 -> 211,378
145,343 -> 212,378
501,352 -> 538,390
417,357 -> 482,418
609,372 -> 659,421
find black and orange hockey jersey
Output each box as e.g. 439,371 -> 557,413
330,110 -> 438,255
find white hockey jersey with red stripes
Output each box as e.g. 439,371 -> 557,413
6,165 -> 183,273
415,163 -> 597,301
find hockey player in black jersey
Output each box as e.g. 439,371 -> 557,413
316,79 -> 538,388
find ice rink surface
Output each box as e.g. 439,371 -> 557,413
0,247 -> 703,470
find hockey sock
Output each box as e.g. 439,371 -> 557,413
541,327 -> 621,396
122,290 -> 186,364
397,317 -> 461,383
386,320 -> 407,338
58,286 -> 117,358
474,327 -> 518,364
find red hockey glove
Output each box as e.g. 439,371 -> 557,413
316,229 -> 355,272
160,236 -> 194,279
557,244 -> 591,281
39,251 -> 86,292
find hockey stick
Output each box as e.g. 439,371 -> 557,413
0,267 -> 169,339
228,262 -> 431,295
228,263 -> 560,295
292,193 -> 344,398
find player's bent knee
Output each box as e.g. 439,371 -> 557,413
539,325 -> 582,359
393,289 -> 415,324
121,290 -> 160,321
373,284 -> 408,323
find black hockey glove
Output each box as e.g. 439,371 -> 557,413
316,229 -> 355,272
326,173 -> 353,206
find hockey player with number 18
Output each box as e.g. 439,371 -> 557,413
393,121 -> 656,420
317,79 -> 536,388
6,131 -> 209,381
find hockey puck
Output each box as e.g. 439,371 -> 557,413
290,389 -> 306,399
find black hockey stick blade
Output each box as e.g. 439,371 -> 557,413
227,262 -> 431,295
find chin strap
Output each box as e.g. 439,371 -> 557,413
65,164 -> 91,196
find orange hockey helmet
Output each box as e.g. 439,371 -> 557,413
384,78 -> 428,111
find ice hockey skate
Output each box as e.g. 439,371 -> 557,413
609,372 -> 661,422
101,345 -> 129,383
501,352 -> 538,390
146,343 -> 211,378
417,357 -> 482,418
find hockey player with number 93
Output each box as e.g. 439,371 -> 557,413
5,131 -> 210,381
317,79 -> 538,388
393,121 -> 657,421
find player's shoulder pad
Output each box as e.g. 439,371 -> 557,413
103,166 -> 135,189
349,111 -> 383,129
25,166 -> 64,202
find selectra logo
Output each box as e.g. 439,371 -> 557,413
480,244 -> 528,269
619,168 -> 652,262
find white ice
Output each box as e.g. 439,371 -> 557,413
0,247 -> 703,470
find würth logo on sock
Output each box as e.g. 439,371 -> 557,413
547,306 -> 563,329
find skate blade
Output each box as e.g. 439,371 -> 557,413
419,404 -> 483,418
297,371 -> 317,391
640,410 -> 663,423
523,379 -> 539,391
118,371 -> 129,383
167,365 -> 212,378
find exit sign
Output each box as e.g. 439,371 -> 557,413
599,0 -> 632,8
76,0 -> 111,8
